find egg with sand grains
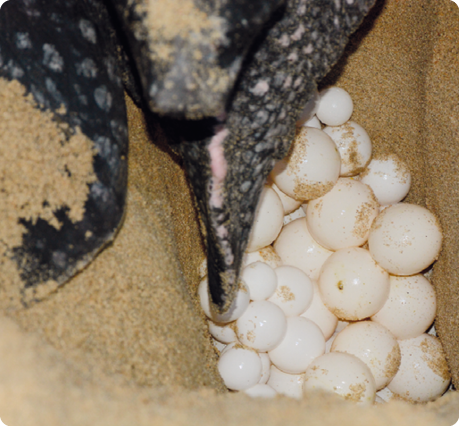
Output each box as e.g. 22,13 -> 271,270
270,127 -> 341,202
368,203 -> 442,276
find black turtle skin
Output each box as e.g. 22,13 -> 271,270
0,0 -> 375,309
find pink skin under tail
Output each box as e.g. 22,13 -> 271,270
208,128 -> 228,209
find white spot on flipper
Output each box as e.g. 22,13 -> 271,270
43,44 -> 64,72
76,58 -> 98,78
250,80 -> 270,96
16,32 -> 32,49
94,86 -> 112,111
291,24 -> 305,41
79,19 -> 97,44
278,34 -> 290,47
303,43 -> 313,54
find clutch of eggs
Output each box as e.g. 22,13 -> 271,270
199,87 -> 450,404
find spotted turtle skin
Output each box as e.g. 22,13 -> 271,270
0,0 -> 375,309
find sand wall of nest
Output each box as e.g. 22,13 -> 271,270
0,0 -> 458,425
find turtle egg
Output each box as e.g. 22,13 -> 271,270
318,247 -> 390,321
371,274 -> 437,340
241,261 -> 278,302
268,266 -> 314,317
271,182 -> 301,214
208,320 -> 237,344
306,178 -> 379,250
246,186 -> 284,252
303,352 -> 376,406
387,334 -> 451,402
358,154 -> 411,206
198,277 -> 250,323
316,87 -> 354,126
368,203 -> 442,276
274,217 -> 333,280
267,365 -> 304,399
323,121 -> 372,176
301,280 -> 338,340
268,316 -> 325,374
217,342 -> 263,391
331,321 -> 401,390
235,300 -> 287,352
270,127 -> 341,202
303,115 -> 322,129
242,246 -> 283,269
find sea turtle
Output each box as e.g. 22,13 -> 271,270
0,0 -> 375,311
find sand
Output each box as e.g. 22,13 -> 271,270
0,0 -> 458,424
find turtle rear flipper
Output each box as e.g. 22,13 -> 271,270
0,0 -> 128,306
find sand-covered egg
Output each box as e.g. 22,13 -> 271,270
268,266 -> 314,317
323,121 -> 372,176
359,154 -> 411,206
387,334 -> 451,402
307,178 -> 379,250
318,247 -> 390,321
316,87 -> 354,126
368,203 -> 442,275
371,274 -> 437,340
246,186 -> 284,252
242,246 -> 283,269
270,127 -> 340,202
303,352 -> 376,405
331,321 -> 401,390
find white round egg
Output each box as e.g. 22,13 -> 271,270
387,334 -> 451,402
241,262 -> 278,302
331,321 -> 401,390
244,384 -> 277,398
303,352 -> 376,405
217,342 -> 263,391
359,154 -> 411,206
318,247 -> 390,321
301,281 -> 338,340
296,89 -> 320,127
316,87 -> 354,126
267,365 -> 304,399
323,121 -> 372,176
246,186 -> 284,252
368,203 -> 442,276
268,266 -> 314,316
235,301 -> 287,352
268,316 -> 325,374
198,277 -> 250,323
208,320 -> 237,344
242,246 -> 283,269
274,217 -> 333,280
271,182 -> 302,214
306,178 -> 380,250
270,127 -> 341,202
371,274 -> 437,340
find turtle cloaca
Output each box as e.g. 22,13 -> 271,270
0,0 -> 375,310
